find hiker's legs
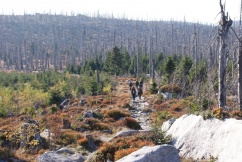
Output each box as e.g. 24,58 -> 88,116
132,94 -> 135,101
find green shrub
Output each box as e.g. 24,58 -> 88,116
158,111 -> 168,120
50,106 -> 58,114
149,82 -> 158,94
149,124 -> 172,145
201,98 -> 215,110
20,107 -> 37,117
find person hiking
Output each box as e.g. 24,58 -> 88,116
139,79 -> 143,89
137,85 -> 143,100
135,80 -> 139,88
131,86 -> 136,101
128,79 -> 133,90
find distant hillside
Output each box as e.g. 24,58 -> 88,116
0,14 -> 236,71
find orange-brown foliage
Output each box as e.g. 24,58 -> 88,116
114,148 -> 138,161
82,118 -> 110,131
124,117 -> 141,130
159,84 -> 183,93
99,103 -> 108,108
101,99 -> 113,105
101,109 -> 130,120
231,110 -> 242,117
152,104 -> 163,111
77,137 -> 89,147
102,117 -> 116,123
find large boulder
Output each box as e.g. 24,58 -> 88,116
162,118 -> 175,131
116,144 -> 180,162
165,114 -> 242,162
36,147 -> 85,162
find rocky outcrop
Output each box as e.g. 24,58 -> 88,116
86,134 -> 96,151
36,147 -> 85,162
165,114 -> 242,162
162,118 -> 175,131
116,144 -> 180,162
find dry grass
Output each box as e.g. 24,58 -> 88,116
56,129 -> 82,145
123,117 -> 141,130
114,148 -> 138,161
159,84 -> 183,93
101,108 -> 130,120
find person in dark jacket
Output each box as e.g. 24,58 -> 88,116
135,80 -> 139,88
128,79 -> 132,90
139,79 -> 143,89
131,86 -> 136,101
137,85 -> 143,100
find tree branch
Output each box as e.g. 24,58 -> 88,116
229,27 -> 241,43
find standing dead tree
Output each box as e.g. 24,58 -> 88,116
218,0 -> 233,108
238,0 -> 242,111
238,37 -> 242,111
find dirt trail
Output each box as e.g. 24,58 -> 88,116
116,78 -> 153,130
99,77 -> 153,142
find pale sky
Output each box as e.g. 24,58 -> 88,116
0,0 -> 241,24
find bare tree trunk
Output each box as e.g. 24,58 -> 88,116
238,0 -> 242,111
238,37 -> 242,111
218,0 -> 233,108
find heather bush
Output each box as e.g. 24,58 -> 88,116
102,109 -> 130,120
114,148 -> 138,161
77,137 -> 89,148
56,130 -> 81,145
95,133 -> 155,162
99,142 -> 116,161
82,118 -> 110,131
124,117 -> 141,130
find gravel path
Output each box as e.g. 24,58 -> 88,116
130,96 -> 153,130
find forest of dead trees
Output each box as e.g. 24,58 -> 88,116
0,13 -> 238,72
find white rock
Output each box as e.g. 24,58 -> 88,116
166,114 -> 242,162
162,118 -> 176,131
116,144 -> 180,162
36,147 -> 85,162
40,129 -> 54,139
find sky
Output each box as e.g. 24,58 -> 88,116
0,0 -> 241,24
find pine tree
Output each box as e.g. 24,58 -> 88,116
164,56 -> 176,83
